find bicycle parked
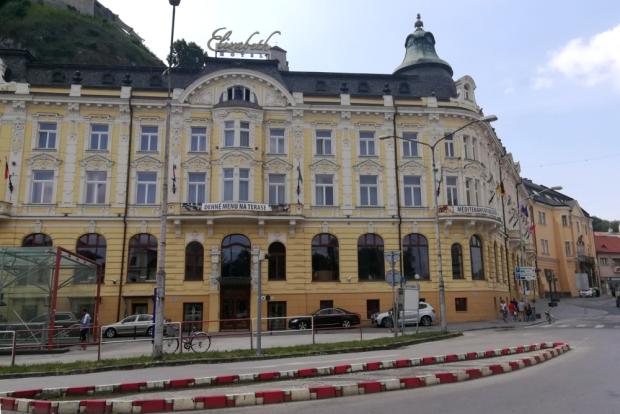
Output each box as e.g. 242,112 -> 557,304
163,324 -> 211,353
544,309 -> 556,324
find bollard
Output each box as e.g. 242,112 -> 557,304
11,331 -> 16,367
97,327 -> 102,361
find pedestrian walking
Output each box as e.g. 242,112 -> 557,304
499,299 -> 508,322
525,303 -> 533,321
518,300 -> 525,322
508,301 -> 517,321
80,308 -> 91,350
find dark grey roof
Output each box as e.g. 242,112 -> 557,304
1,49 -> 457,100
523,178 -> 591,218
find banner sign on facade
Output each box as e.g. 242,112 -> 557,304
440,205 -> 499,217
183,202 -> 272,212
515,266 -> 536,281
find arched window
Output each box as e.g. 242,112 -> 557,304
76,233 -> 107,283
451,243 -> 464,279
470,235 -> 485,280
403,233 -> 429,280
22,233 -> 52,247
221,85 -> 256,103
358,234 -> 385,281
221,234 -> 251,278
185,241 -> 204,281
311,233 -> 339,281
127,233 -> 157,282
268,242 -> 286,281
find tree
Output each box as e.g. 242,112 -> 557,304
168,39 -> 207,70
592,216 -> 619,233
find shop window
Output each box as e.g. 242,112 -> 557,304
221,234 -> 251,278
470,235 -> 485,280
403,233 -> 429,280
127,233 -> 157,282
75,233 -> 106,282
358,233 -> 385,281
312,233 -> 339,281
185,241 -> 204,281
22,233 -> 53,247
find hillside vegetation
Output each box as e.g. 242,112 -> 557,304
0,0 -> 163,66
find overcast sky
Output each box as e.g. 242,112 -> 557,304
100,0 -> 620,219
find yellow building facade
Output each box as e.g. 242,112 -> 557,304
0,18 -> 530,328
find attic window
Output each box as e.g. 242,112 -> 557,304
51,71 -> 66,83
102,73 -> 114,85
357,82 -> 369,93
315,80 -> 327,92
149,74 -> 162,87
464,84 -> 471,100
398,82 -> 410,94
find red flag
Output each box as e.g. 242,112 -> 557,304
3,160 -> 8,180
529,224 -> 536,233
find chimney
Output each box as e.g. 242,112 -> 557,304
269,46 -> 289,71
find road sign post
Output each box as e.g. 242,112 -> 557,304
384,251 -> 401,337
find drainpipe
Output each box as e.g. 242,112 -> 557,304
392,105 -> 403,276
116,97 -> 134,320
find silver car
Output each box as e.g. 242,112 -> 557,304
102,314 -> 154,338
371,302 -> 436,327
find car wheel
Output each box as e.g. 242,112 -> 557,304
298,321 -> 308,330
146,326 -> 153,337
382,318 -> 393,328
420,316 -> 432,327
104,328 -> 117,338
342,320 -> 351,328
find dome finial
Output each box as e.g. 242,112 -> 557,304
415,13 -> 423,29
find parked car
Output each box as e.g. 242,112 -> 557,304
102,314 -> 153,338
288,308 -> 361,330
616,296 -> 620,308
371,302 -> 436,327
579,288 -> 594,297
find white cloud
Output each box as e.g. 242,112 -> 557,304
537,24 -> 620,90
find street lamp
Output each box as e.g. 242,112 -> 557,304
380,114 -> 497,334
153,0 -> 181,358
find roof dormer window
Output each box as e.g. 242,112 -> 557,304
222,85 -> 256,103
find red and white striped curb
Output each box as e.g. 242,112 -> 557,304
0,342 -> 569,413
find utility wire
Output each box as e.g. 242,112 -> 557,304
526,153 -> 620,168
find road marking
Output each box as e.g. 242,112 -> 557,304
556,324 -> 569,328
614,326 -> 620,329
576,324 -> 587,328
594,324 -> 604,328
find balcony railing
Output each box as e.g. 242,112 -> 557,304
176,202 -> 297,216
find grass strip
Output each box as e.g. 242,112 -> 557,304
0,331 -> 460,379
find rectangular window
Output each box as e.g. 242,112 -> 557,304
223,168 -> 234,201
31,170 -> 54,204
403,175 -> 422,207
446,176 -> 458,206
541,239 -> 550,255
37,122 -> 57,149
190,126 -> 207,152
472,137 -> 478,161
319,300 -> 333,310
268,174 -> 286,205
89,124 -> 109,150
315,130 -> 332,155
139,126 -> 158,151
136,172 -> 157,204
455,297 -> 468,312
188,172 -> 206,204
402,132 -> 418,157
359,175 -> 378,206
444,136 -> 455,157
239,168 -> 249,201
564,241 -> 572,256
85,171 -> 107,204
538,211 -> 546,225
366,299 -> 380,320
473,179 -> 480,206
269,128 -> 285,154
465,178 -> 472,205
239,121 -> 250,147
600,257 -> 608,265
224,121 -> 235,147
463,136 -> 470,159
562,215 -> 568,226
315,174 -> 334,206
359,131 -> 375,156
576,221 -> 581,233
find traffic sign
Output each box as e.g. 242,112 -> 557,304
385,270 -> 402,286
515,267 -> 536,281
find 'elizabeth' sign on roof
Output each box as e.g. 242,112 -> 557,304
208,28 -> 281,56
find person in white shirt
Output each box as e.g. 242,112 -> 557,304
80,308 -> 91,350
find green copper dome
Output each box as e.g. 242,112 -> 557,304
394,14 -> 453,76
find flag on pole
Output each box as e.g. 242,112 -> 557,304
171,165 -> 177,194
3,159 -> 8,180
296,161 -> 303,202
529,224 -> 536,233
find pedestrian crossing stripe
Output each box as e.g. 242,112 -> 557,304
594,324 -> 604,328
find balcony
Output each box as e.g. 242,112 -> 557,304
438,205 -> 502,225
170,202 -> 303,218
0,201 -> 11,218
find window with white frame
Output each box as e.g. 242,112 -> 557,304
31,170 -> 54,204
446,176 -> 458,206
403,175 -> 422,207
561,215 -> 568,226
576,221 -> 581,233
564,241 -> 572,256
223,121 -> 250,148
268,174 -> 286,205
269,128 -> 286,154
600,257 -> 608,266
473,179 -> 480,206
89,124 -> 109,151
444,136 -> 455,158
538,211 -> 546,225
190,127 -> 207,152
315,130 -> 332,155
187,172 -> 207,204
315,174 -> 334,206
541,239 -> 550,255
136,172 -> 157,204
402,132 -> 418,157
222,168 -> 250,201
463,136 -> 471,160
359,131 -> 376,156
359,175 -> 378,206
465,178 -> 473,205
37,122 -> 57,149
85,171 -> 107,204
139,126 -> 158,151
472,137 -> 478,161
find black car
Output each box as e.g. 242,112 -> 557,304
616,295 -> 619,308
288,307 -> 361,330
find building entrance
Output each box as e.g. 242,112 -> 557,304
220,287 -> 250,330
219,234 -> 252,331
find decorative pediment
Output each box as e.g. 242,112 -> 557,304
79,154 -> 114,170
399,159 -> 426,174
264,157 -> 293,173
182,155 -> 211,171
310,158 -> 340,173
353,158 -> 383,174
131,155 -> 163,171
213,150 -> 256,167
27,153 -> 62,169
